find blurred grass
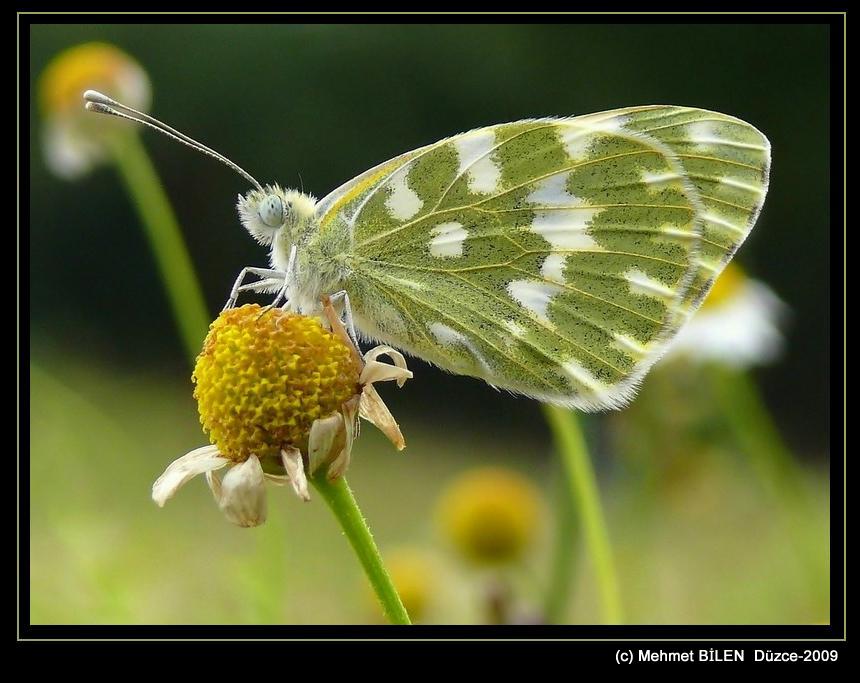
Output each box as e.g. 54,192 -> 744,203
29,353 -> 829,625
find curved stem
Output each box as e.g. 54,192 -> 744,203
543,463 -> 579,623
109,132 -> 210,365
708,365 -> 828,606
543,405 -> 623,624
311,475 -> 411,625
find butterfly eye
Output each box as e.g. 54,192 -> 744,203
258,194 -> 285,228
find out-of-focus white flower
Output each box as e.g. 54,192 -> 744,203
38,42 -> 151,179
667,263 -> 787,368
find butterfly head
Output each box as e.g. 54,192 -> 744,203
237,184 -> 317,247
81,90 -> 319,252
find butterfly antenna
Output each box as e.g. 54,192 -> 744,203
83,89 -> 263,191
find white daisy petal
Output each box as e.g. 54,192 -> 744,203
151,445 -> 228,507
327,397 -> 360,480
215,455 -> 267,527
307,412 -> 346,476
205,468 -> 222,501
281,447 -> 310,501
358,385 -> 406,451
668,279 -> 787,367
263,472 -> 290,487
360,345 -> 413,388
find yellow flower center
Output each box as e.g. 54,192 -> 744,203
437,468 -> 541,565
702,262 -> 747,310
193,304 -> 360,462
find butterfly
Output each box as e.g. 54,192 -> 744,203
85,92 -> 770,411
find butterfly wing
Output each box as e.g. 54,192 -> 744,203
576,107 -> 771,324
315,108 -> 769,410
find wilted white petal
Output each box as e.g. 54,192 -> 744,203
205,468 -> 222,501
281,447 -> 310,501
307,412 -> 346,475
359,385 -> 406,451
360,346 -> 412,388
327,443 -> 353,481
152,445 -> 228,507
216,455 -> 267,527
327,396 -> 360,480
264,472 -> 290,487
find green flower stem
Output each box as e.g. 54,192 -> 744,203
708,365 -> 805,502
543,405 -> 623,624
708,365 -> 828,601
107,133 -> 408,625
311,474 -> 411,625
109,132 -> 210,365
543,465 -> 579,623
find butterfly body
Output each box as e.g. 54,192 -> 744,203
236,106 -> 770,411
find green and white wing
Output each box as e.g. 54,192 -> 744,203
576,106 -> 771,324
316,109 -> 769,410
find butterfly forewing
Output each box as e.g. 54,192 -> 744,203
576,106 -> 771,322
315,107 -> 769,410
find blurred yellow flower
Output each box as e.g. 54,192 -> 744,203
152,303 -> 412,527
38,42 -> 151,178
371,548 -> 436,623
666,263 -> 787,368
437,467 -> 542,566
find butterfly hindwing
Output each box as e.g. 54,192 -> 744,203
315,108 -> 769,410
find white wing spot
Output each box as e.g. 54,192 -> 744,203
703,211 -> 745,236
385,169 -> 423,220
684,120 -> 721,148
624,268 -> 676,301
429,322 -> 492,373
611,332 -> 650,359
695,258 -> 721,274
659,224 -> 698,240
574,113 -> 630,132
719,176 -> 764,195
561,359 -> 611,396
526,173 -> 585,207
540,254 -> 567,283
685,120 -> 767,151
641,170 -> 682,192
454,130 -> 501,194
504,319 -> 526,337
502,319 -> 526,349
507,280 -> 563,323
558,127 -> 598,161
530,209 -> 603,249
429,221 -> 467,258
430,322 -> 465,345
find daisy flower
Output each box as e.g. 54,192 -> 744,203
667,263 -> 787,368
436,467 -> 542,566
152,303 -> 411,527
38,42 -> 151,179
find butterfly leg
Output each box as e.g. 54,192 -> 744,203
237,277 -> 284,294
328,290 -> 360,349
270,245 -> 298,310
222,267 -> 287,311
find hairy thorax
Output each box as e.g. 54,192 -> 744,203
276,209 -> 353,316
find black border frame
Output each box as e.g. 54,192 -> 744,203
18,9 -> 846,651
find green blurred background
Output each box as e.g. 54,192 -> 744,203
29,23 -> 831,625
